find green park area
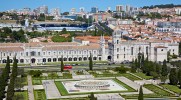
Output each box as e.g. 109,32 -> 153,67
13,91 -> 28,100
160,84 -> 181,94
133,72 -> 153,80
34,90 -> 46,100
55,78 -> 136,96
144,84 -> 174,96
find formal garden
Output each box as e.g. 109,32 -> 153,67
1,54 -> 181,100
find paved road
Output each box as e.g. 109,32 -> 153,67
27,75 -> 34,100
42,80 -> 61,99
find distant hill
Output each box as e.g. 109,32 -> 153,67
142,4 -> 181,9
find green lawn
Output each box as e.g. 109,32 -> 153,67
33,79 -> 42,85
113,78 -> 136,92
89,71 -> 141,81
144,84 -> 174,96
161,84 -> 181,94
13,91 -> 28,100
122,73 -> 142,81
34,90 -> 46,100
55,81 -> 68,96
55,78 -> 136,96
134,72 -> 153,80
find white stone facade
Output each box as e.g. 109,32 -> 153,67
108,30 -> 179,63
0,30 -> 179,64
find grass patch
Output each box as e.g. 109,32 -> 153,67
134,72 -> 153,80
161,84 -> 181,94
144,84 -> 174,96
55,81 -> 68,96
34,90 -> 46,100
63,73 -> 72,79
13,91 -> 28,100
48,72 -> 59,78
55,78 -> 136,96
33,79 -> 42,85
113,78 -> 136,92
122,73 -> 142,81
122,94 -> 175,99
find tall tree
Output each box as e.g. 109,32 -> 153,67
140,54 -> 145,71
156,63 -> 162,75
178,69 -> 181,88
135,58 -> 138,68
138,86 -> 143,100
89,53 -> 93,70
161,60 -> 168,83
89,92 -> 96,100
6,56 -> 10,73
169,68 -> 178,85
161,60 -> 168,77
131,59 -> 136,73
61,55 -> 64,72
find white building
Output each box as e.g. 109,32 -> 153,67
108,29 -> 179,63
0,30 -> 179,64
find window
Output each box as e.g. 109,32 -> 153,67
26,52 -> 28,56
94,51 -> 96,54
49,52 -> 50,55
131,47 -> 133,55
10,53 -> 11,56
54,52 -> 56,55
173,49 -> 174,52
117,54 -> 119,59
4,53 -> 5,56
43,52 -> 45,55
117,48 -> 119,52
124,54 -> 125,58
161,49 -> 163,51
74,51 -> 76,54
38,52 -> 40,56
124,47 -> 125,52
117,40 -> 119,44
30,51 -> 36,56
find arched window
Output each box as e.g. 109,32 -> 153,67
69,58 -> 72,61
43,58 -> 46,62
74,57 -> 77,61
53,58 -> 57,62
93,57 -> 97,60
79,57 -> 82,61
58,58 -> 62,61
48,58 -> 51,62
83,57 -> 87,61
20,59 -> 24,63
64,58 -> 67,61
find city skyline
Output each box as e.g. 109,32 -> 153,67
0,0 -> 180,12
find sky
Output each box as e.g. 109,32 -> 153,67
0,0 -> 181,12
